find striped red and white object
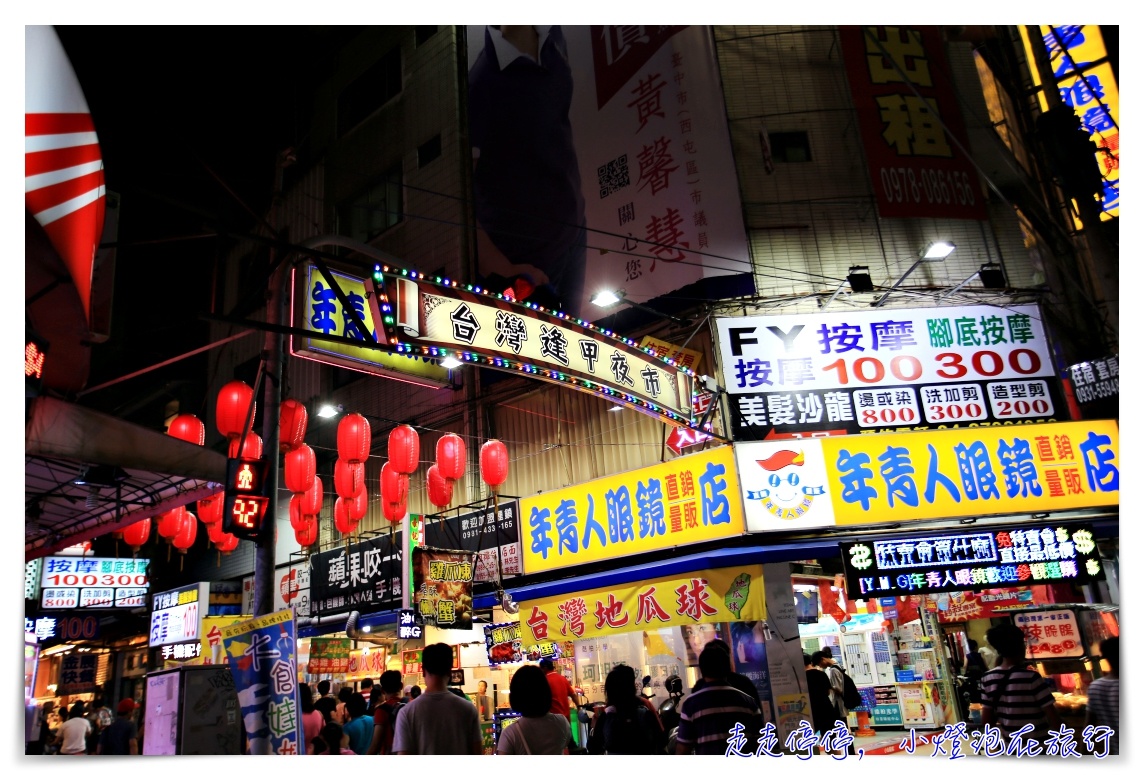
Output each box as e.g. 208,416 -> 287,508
25,25 -> 106,319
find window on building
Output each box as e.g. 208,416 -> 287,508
415,26 -> 438,46
418,135 -> 442,168
337,46 -> 402,137
338,166 -> 404,243
768,131 -> 812,163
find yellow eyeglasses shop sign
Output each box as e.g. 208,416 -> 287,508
735,420 -> 1119,530
521,447 -> 744,575
520,565 -> 765,645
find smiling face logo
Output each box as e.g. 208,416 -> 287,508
752,449 -> 826,520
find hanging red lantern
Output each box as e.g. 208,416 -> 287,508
349,483 -> 368,520
334,459 -> 365,499
480,439 -> 509,488
167,413 -> 205,446
383,498 -> 407,523
436,433 -> 466,482
227,431 -> 264,459
388,424 -> 419,474
197,492 -> 224,526
173,510 -> 198,554
337,413 -> 371,463
289,494 -> 306,531
426,464 -> 453,508
157,508 -> 183,541
279,399 -> 308,452
215,531 -> 240,554
122,518 -> 151,552
300,475 -> 324,517
334,497 -> 358,535
284,445 -> 316,494
294,518 -> 318,547
207,520 -> 226,544
380,461 -> 408,506
216,380 -> 255,439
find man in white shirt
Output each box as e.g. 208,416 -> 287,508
57,702 -> 91,755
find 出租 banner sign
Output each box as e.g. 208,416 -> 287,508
717,304 -> 1062,440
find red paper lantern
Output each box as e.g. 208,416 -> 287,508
349,483 -> 368,520
427,464 -> 453,508
122,518 -> 151,551
197,492 -> 223,526
388,424 -> 419,474
216,380 -> 255,439
294,519 -> 318,547
383,499 -> 407,523
301,475 -> 324,517
480,439 -> 509,488
380,461 -> 409,506
173,510 -> 198,554
334,458 -> 365,499
289,494 -> 306,531
167,413 -> 205,446
227,431 -> 264,460
436,433 -> 466,482
334,497 -> 358,535
284,445 -> 316,494
157,508 -> 183,541
337,413 -> 371,464
207,520 -> 226,544
279,398 -> 308,452
215,532 -> 239,554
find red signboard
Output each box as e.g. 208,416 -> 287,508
840,26 -> 987,221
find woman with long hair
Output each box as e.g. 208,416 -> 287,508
496,665 -> 570,755
587,664 -> 665,754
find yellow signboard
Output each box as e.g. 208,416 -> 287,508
294,264 -> 449,386
519,565 -> 765,646
639,335 -> 705,375
820,420 -> 1119,525
521,446 -> 744,575
220,608 -> 293,640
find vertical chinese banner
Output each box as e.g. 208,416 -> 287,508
221,609 -> 302,755
839,26 -> 987,221
412,548 -> 475,631
466,26 -> 753,318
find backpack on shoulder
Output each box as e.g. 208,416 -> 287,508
838,668 -> 863,710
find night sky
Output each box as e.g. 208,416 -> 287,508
51,26 -> 344,423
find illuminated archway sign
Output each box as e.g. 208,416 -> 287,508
365,265 -> 704,432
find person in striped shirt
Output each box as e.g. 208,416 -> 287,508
980,623 -> 1062,741
675,644 -> 764,755
1085,636 -> 1118,754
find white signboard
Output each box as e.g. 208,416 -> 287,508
734,440 -> 836,532
149,582 -> 208,648
715,304 -> 1060,440
39,556 -> 150,610
1015,609 -> 1085,659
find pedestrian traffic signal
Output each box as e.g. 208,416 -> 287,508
222,456 -> 269,540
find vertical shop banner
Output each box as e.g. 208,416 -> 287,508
839,26 -> 987,221
221,610 -> 302,755
466,26 -> 753,319
424,501 -> 522,582
412,548 -> 476,631
1020,26 -> 1119,219
521,446 -> 744,575
520,565 -> 764,646
716,304 -> 1062,441
274,562 -> 310,619
309,532 -> 403,616
736,420 -> 1119,532
307,637 -> 352,675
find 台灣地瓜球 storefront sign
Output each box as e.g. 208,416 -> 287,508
520,446 -> 744,575
519,565 -> 765,645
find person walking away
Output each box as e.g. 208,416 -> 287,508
539,658 -> 577,724
341,693 -> 374,754
980,623 -> 1061,742
474,680 -> 492,722
1085,636 -> 1119,755
367,670 -> 406,755
392,643 -> 483,755
96,699 -> 138,755
587,664 -> 665,754
85,697 -> 112,755
408,685 -> 422,700
497,665 -> 570,755
56,701 -> 90,755
314,680 -> 337,723
691,639 -> 763,711
332,686 -> 352,725
818,646 -> 848,724
360,678 -> 374,698
675,646 -> 763,755
299,683 -> 325,755
314,722 -> 355,754
806,654 -> 839,740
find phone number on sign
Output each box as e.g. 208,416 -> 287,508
880,166 -> 976,207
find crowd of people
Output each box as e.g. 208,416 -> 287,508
25,695 -> 140,755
